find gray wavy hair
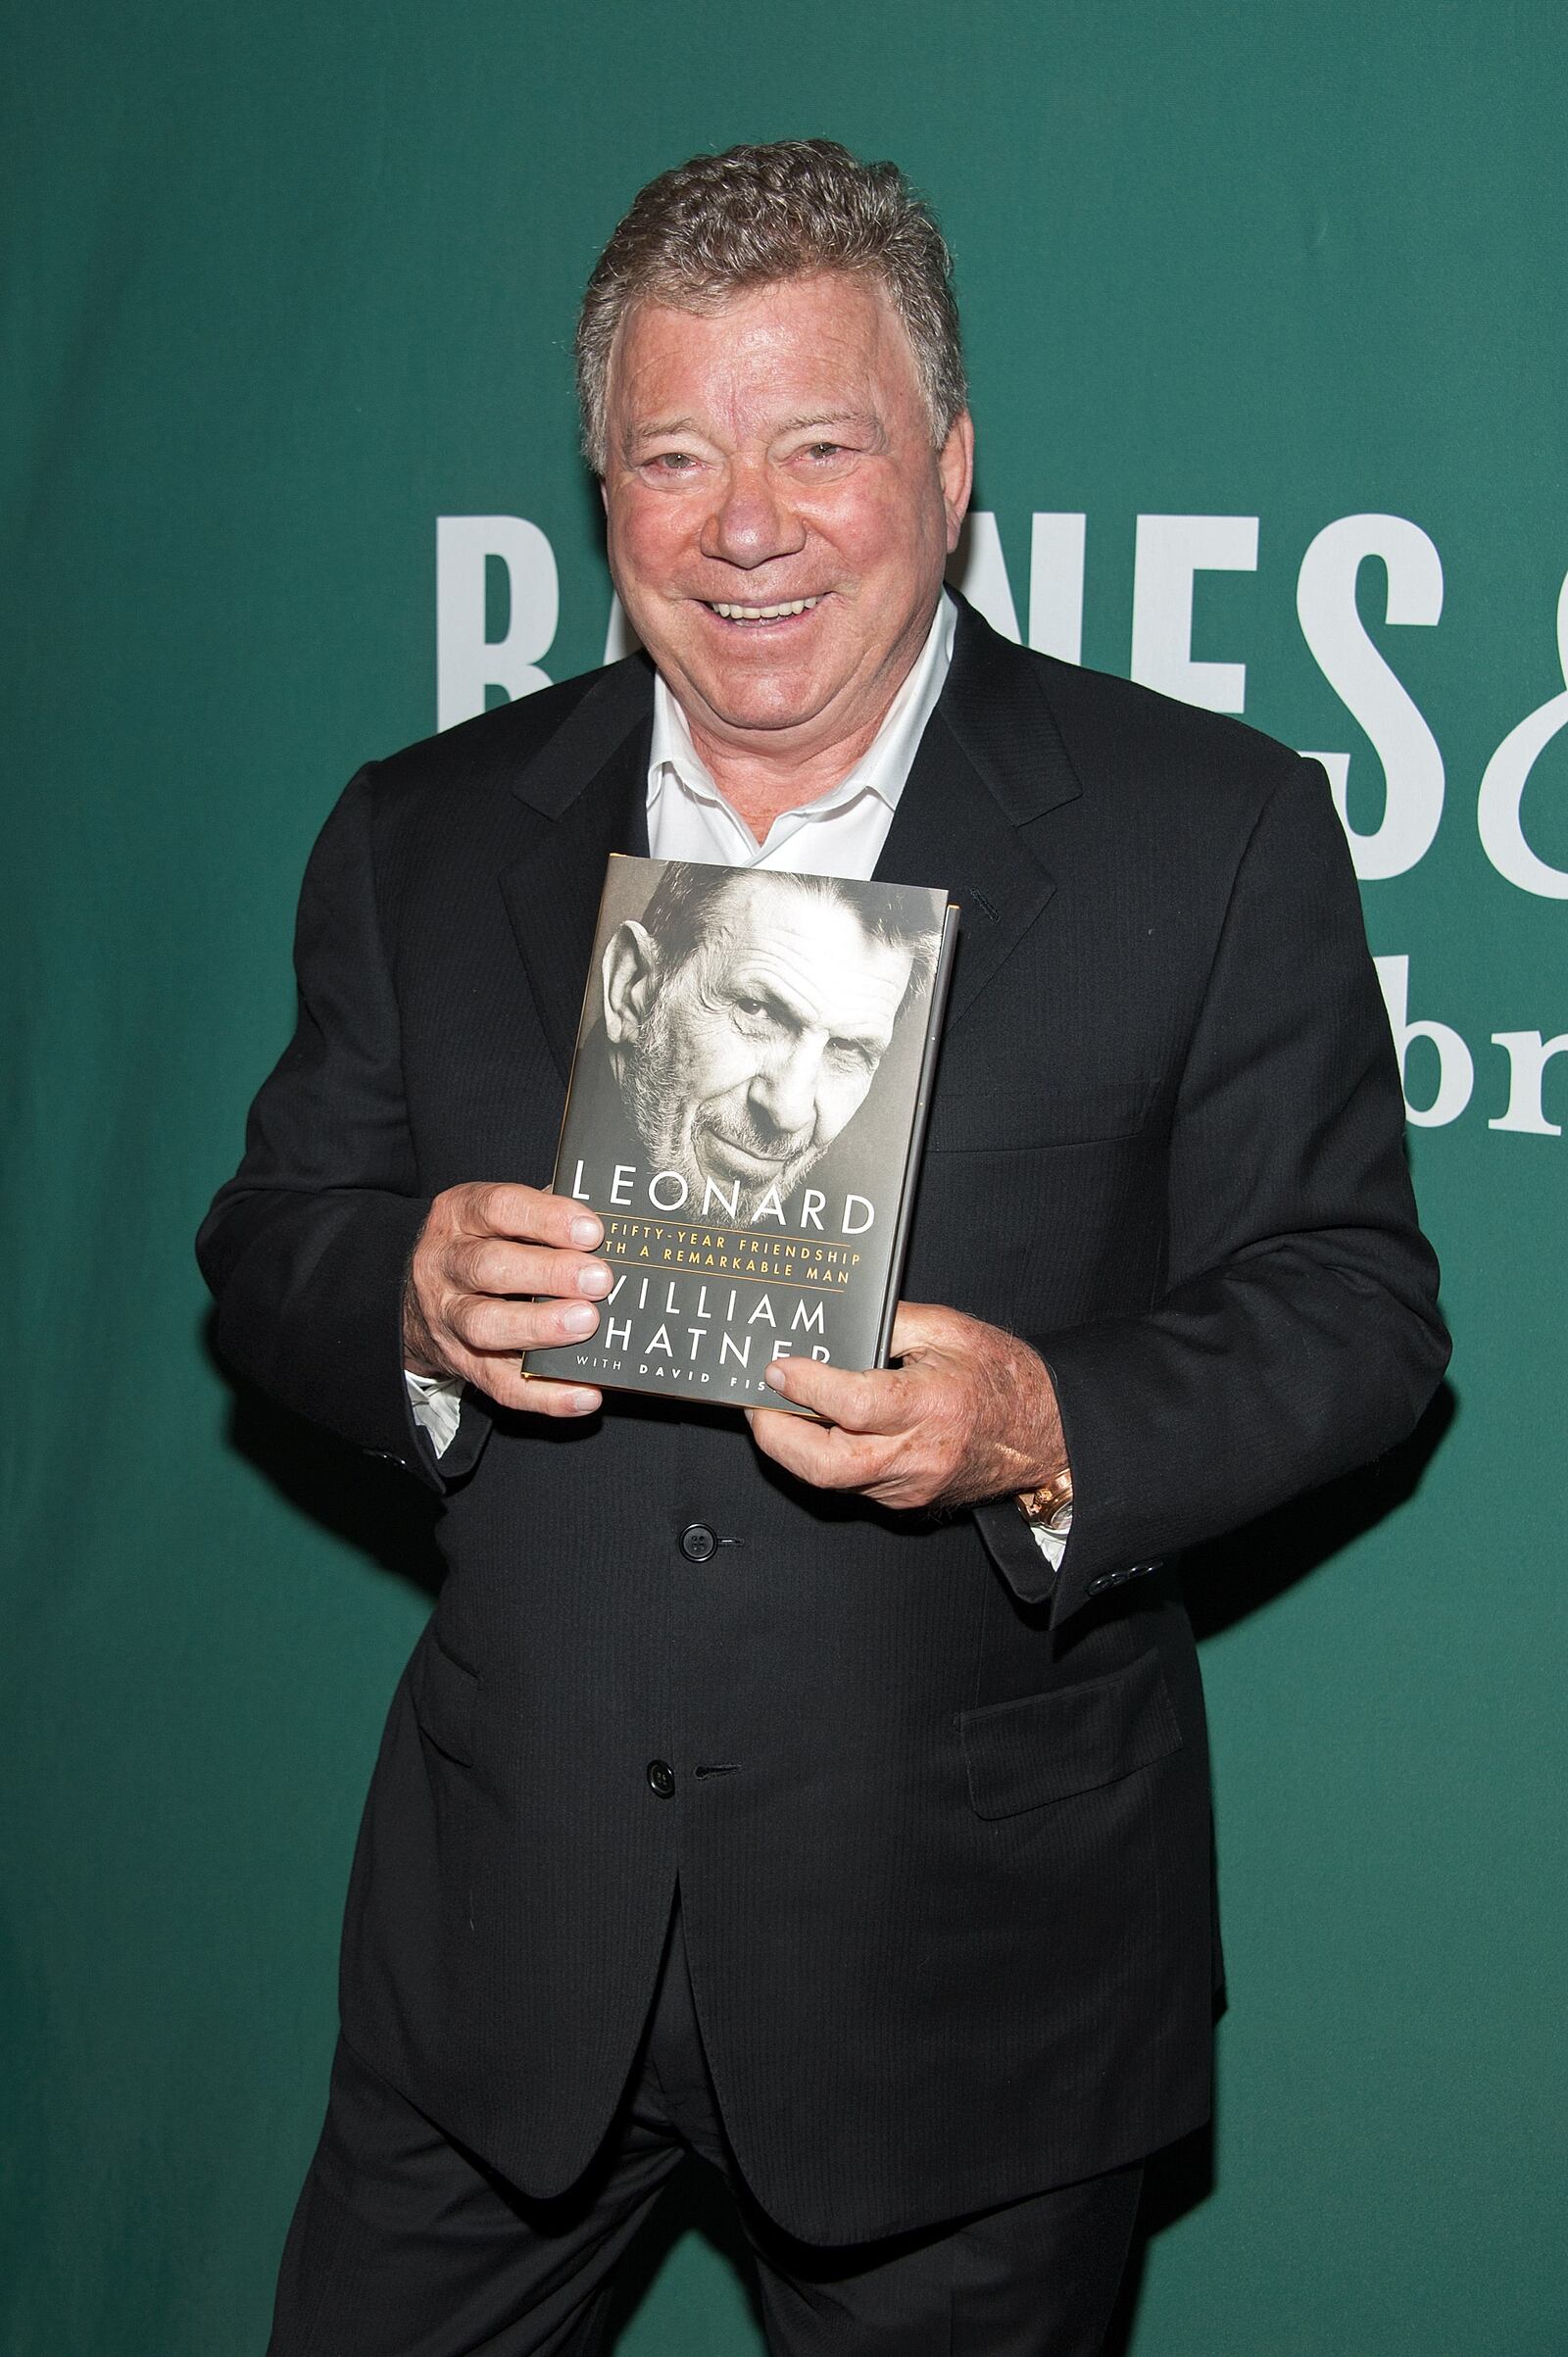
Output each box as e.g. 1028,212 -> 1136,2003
575,139 -> 966,474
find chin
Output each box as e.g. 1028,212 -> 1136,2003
697,674 -> 838,735
681,638 -> 849,714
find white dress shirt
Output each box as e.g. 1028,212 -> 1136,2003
406,593 -> 1066,1562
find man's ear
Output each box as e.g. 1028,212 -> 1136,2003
602,920 -> 660,1045
940,410 -> 975,553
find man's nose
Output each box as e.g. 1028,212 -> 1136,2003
700,461 -> 806,571
750,1036 -> 822,1139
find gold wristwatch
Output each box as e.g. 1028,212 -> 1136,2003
1017,1465 -> 1073,1535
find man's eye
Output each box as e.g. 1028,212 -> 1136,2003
804,442 -> 843,461
829,1039 -> 878,1072
732,995 -> 786,1032
647,452 -> 698,474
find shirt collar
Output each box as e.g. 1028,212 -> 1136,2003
648,590 -> 956,824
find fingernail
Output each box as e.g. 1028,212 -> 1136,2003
577,1262 -> 612,1296
570,1216 -> 601,1247
569,1390 -> 598,1415
765,1361 -> 788,1388
562,1302 -> 598,1337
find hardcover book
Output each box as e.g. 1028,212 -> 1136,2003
524,855 -> 957,1414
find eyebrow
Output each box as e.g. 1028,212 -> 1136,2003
622,407 -> 884,455
772,409 -> 879,437
626,417 -> 704,446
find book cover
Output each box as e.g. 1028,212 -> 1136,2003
524,856 -> 957,1414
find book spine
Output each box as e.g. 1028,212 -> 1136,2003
873,903 -> 960,1366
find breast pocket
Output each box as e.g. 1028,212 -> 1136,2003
905,1075 -> 1166,1323
956,1647 -> 1182,1820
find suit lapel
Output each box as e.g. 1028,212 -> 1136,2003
876,599 -> 1083,1024
498,660 -> 654,1084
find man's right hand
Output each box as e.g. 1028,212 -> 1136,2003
403,1182 -> 611,1417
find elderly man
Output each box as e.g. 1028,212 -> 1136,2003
200,140 -> 1447,2356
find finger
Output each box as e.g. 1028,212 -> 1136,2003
527,1384 -> 602,1418
459,1237 -> 613,1301
511,1372 -> 603,1418
448,1292 -> 603,1354
747,1405 -> 895,1491
466,1354 -> 602,1419
470,1182 -> 603,1250
762,1355 -> 910,1434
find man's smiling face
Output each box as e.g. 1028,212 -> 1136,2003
613,874 -> 916,1220
601,271 -> 971,770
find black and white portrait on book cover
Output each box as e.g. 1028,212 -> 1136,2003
525,856 -> 956,1409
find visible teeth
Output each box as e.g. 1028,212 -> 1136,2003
709,598 -> 820,620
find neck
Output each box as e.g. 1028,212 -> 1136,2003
686,708 -> 895,845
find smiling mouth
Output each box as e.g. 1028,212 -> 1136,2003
702,597 -> 822,624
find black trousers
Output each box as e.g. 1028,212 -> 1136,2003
269,1904 -> 1143,2357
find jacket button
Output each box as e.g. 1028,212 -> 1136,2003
679,1524 -> 717,1563
646,1760 -> 675,1797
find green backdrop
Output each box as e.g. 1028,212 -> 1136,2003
4,4 -> 1564,2351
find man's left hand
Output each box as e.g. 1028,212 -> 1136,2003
748,1301 -> 1066,1513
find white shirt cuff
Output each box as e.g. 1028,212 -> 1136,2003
405,1370 -> 465,1458
1025,1511 -> 1070,1572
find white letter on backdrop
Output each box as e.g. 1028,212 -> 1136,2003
1489,1034 -> 1568,1135
949,513 -> 1020,641
1129,516 -> 1258,712
1375,955 -> 1473,1128
604,595 -> 642,664
1477,570 -> 1568,899
1297,515 -> 1445,880
1028,515 -> 1086,663
948,513 -> 1088,661
436,516 -> 559,730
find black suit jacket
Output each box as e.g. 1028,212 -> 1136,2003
199,600 -> 1447,2243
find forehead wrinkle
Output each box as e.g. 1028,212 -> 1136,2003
773,407 -> 879,436
719,930 -> 910,1045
